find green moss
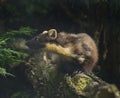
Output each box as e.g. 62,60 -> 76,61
66,73 -> 92,96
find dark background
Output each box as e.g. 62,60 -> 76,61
0,0 -> 120,97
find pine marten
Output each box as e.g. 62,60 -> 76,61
26,29 -> 98,74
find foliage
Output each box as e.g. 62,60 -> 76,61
0,0 -> 55,23
5,27 -> 36,37
23,0 -> 55,15
0,67 -> 14,76
0,27 -> 36,76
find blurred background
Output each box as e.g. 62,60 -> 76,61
0,0 -> 120,97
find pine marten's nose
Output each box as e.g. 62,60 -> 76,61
26,39 -> 36,49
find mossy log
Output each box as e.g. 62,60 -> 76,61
14,39 -> 120,98
65,72 -> 120,98
23,52 -> 120,98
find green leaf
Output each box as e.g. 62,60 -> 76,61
5,27 -> 37,37
0,67 -> 14,77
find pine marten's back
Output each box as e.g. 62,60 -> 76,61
26,29 -> 98,74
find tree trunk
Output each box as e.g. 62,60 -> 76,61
100,22 -> 120,88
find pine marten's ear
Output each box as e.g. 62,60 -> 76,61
42,30 -> 48,34
48,29 -> 57,40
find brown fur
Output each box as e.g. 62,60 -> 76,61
26,29 -> 98,74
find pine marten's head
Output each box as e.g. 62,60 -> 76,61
26,29 -> 75,58
26,29 -> 57,49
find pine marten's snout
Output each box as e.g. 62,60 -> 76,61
26,39 -> 46,49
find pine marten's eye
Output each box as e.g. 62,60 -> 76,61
48,29 -> 57,40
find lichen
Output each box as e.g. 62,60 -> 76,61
65,73 -> 92,96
